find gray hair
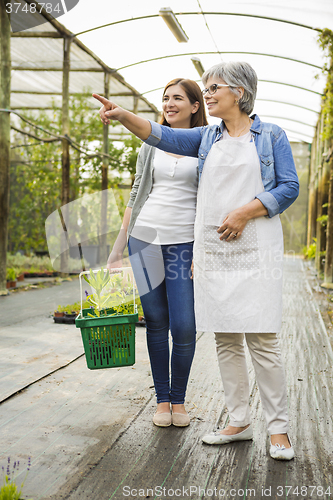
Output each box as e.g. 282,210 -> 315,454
202,61 -> 257,115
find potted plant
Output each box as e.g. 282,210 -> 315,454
54,301 -> 86,323
15,267 -> 25,281
54,304 -> 66,319
63,304 -> 78,323
6,268 -> 17,288
75,268 -> 138,370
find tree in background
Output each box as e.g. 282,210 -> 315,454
8,94 -> 141,254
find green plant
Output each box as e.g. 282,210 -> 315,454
6,268 -> 16,282
6,254 -> 55,273
303,238 -> 317,259
317,214 -> 328,227
83,268 -> 135,317
13,267 -> 24,277
55,304 -> 67,313
318,29 -> 333,140
0,457 -> 32,500
135,296 -> 144,317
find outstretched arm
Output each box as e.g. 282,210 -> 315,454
93,94 -> 151,141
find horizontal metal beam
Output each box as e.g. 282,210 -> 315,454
11,90 -> 136,96
116,51 -> 322,72
8,107 -> 156,112
74,11 -> 321,38
12,66 -> 105,72
11,32 -> 62,37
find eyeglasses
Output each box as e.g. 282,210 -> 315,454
202,83 -> 229,96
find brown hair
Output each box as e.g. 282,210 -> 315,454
159,78 -> 208,128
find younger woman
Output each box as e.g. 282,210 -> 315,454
107,79 -> 207,427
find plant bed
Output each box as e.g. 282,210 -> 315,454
53,312 -> 78,324
53,302 -> 82,324
24,271 -> 59,278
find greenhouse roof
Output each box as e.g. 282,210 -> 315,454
9,2 -> 159,123
9,0 -> 333,143
58,0 -> 333,144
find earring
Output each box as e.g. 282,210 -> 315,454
235,99 -> 239,105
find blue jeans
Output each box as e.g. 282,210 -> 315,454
128,236 -> 196,404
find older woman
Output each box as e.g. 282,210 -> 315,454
93,61 -> 298,460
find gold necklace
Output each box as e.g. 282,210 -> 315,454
236,117 -> 252,137
226,117 -> 252,137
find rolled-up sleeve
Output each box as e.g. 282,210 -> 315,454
145,121 -> 163,147
256,130 -> 299,218
256,191 -> 280,218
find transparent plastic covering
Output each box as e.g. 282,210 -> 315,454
54,0 -> 333,143
45,188 -> 122,273
9,0 -> 158,124
8,1 -> 333,142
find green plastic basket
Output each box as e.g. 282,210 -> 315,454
75,268 -> 138,370
75,308 -> 138,369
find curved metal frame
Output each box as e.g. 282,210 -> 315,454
255,99 -> 319,115
74,11 -> 322,38
72,10 -> 322,141
142,79 -> 323,97
259,115 -> 315,129
116,51 -> 321,72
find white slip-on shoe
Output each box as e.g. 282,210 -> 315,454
270,436 -> 295,460
202,424 -> 253,445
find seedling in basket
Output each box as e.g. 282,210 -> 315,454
83,268 -> 134,317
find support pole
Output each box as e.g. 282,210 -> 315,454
324,154 -> 333,284
133,96 -> 139,114
99,72 -> 110,265
60,36 -> 71,273
315,164 -> 324,271
0,3 -> 11,294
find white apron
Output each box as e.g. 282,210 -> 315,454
193,137 -> 283,333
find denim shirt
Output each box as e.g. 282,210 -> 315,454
145,114 -> 299,218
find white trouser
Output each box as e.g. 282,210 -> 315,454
214,332 -> 289,435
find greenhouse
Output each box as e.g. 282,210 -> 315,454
1,1 -> 333,498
